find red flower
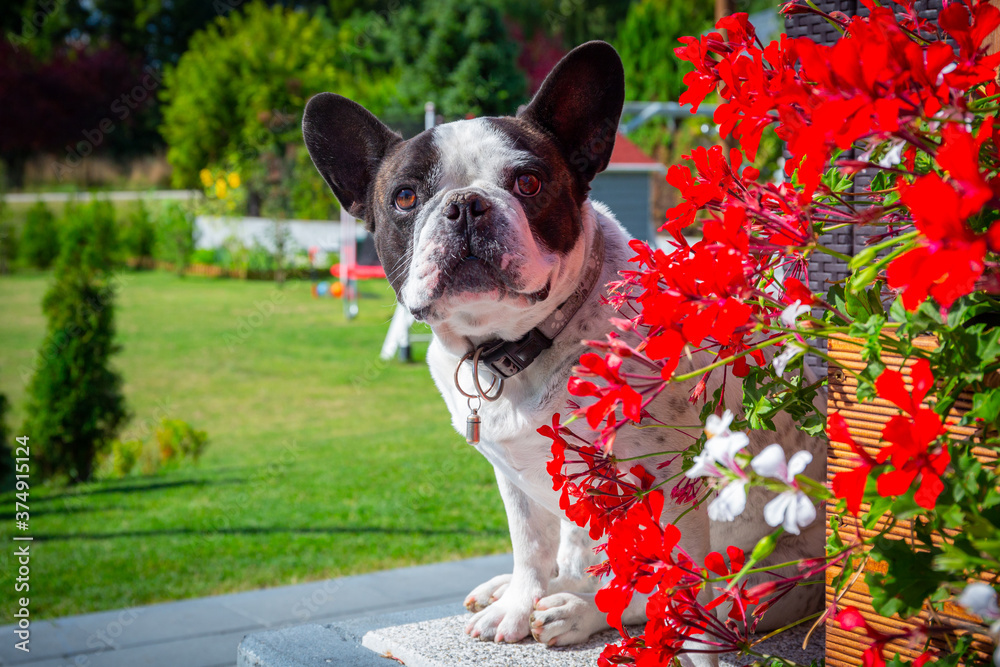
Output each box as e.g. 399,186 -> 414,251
703,547 -> 760,624
570,352 -> 645,430
837,607 -> 933,667
936,125 -> 994,217
873,360 -> 934,416
783,277 -> 815,305
939,0 -> 1000,61
828,412 -> 876,515
876,411 -> 949,509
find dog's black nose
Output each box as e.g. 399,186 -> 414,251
444,194 -> 490,221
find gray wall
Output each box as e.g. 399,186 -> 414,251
590,172 -> 655,242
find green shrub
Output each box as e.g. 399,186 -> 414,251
155,202 -> 197,275
22,205 -> 128,484
0,393 -> 12,489
110,439 -> 143,478
0,221 -> 18,274
190,248 -> 216,265
60,200 -> 120,273
289,148 -> 339,220
386,0 -> 526,117
614,0 -> 714,104
160,1 -> 396,189
155,419 -> 208,464
121,201 -> 157,266
20,202 -> 59,269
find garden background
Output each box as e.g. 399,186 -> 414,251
0,0 -> 780,623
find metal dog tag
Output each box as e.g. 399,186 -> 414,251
466,409 -> 481,445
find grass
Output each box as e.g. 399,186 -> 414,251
0,270 -> 509,621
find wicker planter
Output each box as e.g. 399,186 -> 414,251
825,335 -> 998,665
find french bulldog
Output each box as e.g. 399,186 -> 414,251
303,41 -> 825,665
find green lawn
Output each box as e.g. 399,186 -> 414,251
0,271 -> 509,621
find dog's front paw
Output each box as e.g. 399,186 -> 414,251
463,573 -> 512,612
464,592 -> 533,643
530,592 -> 602,646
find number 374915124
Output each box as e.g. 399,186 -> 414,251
14,435 -> 30,504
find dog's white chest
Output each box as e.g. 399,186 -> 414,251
428,342 -> 567,515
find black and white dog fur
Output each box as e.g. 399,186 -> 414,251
304,42 -> 825,666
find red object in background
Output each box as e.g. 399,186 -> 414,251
506,21 -> 566,95
329,264 -> 385,280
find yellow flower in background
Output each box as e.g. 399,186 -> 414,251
227,172 -> 241,189
215,178 -> 228,199
199,169 -> 213,187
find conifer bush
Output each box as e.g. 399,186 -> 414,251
23,201 -> 127,483
20,202 -> 59,270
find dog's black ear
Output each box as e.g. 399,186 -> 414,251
302,93 -> 401,220
518,41 -> 624,184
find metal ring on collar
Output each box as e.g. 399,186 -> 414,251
454,348 -> 504,401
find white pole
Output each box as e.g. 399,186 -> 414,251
424,101 -> 435,132
340,208 -> 358,319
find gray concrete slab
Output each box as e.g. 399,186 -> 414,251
362,613 -> 825,667
238,605 -> 462,667
0,554 -> 513,667
240,602 -> 826,667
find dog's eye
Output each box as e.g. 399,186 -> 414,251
515,173 -> 541,197
394,188 -> 417,211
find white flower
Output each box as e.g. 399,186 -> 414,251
708,480 -> 747,522
773,341 -> 806,376
780,300 -> 811,329
991,621 -> 1000,667
751,443 -> 813,483
761,489 -> 817,535
877,141 -> 905,168
686,415 -> 749,480
687,447 -> 724,479
957,582 -> 1000,619
751,444 -> 817,535
936,61 -> 957,86
704,410 -> 735,439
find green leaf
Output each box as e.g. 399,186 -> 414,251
970,389 -> 1000,424
867,537 -> 942,618
863,493 -> 893,530
798,413 -> 826,436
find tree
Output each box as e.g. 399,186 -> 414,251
0,41 -> 148,187
154,202 -> 196,275
20,202 -> 58,269
160,1 -> 397,190
121,200 -> 156,267
614,0 -> 715,103
386,0 -> 526,118
22,201 -> 127,483
503,0 -> 634,48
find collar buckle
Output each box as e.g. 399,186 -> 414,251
479,328 -> 553,379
